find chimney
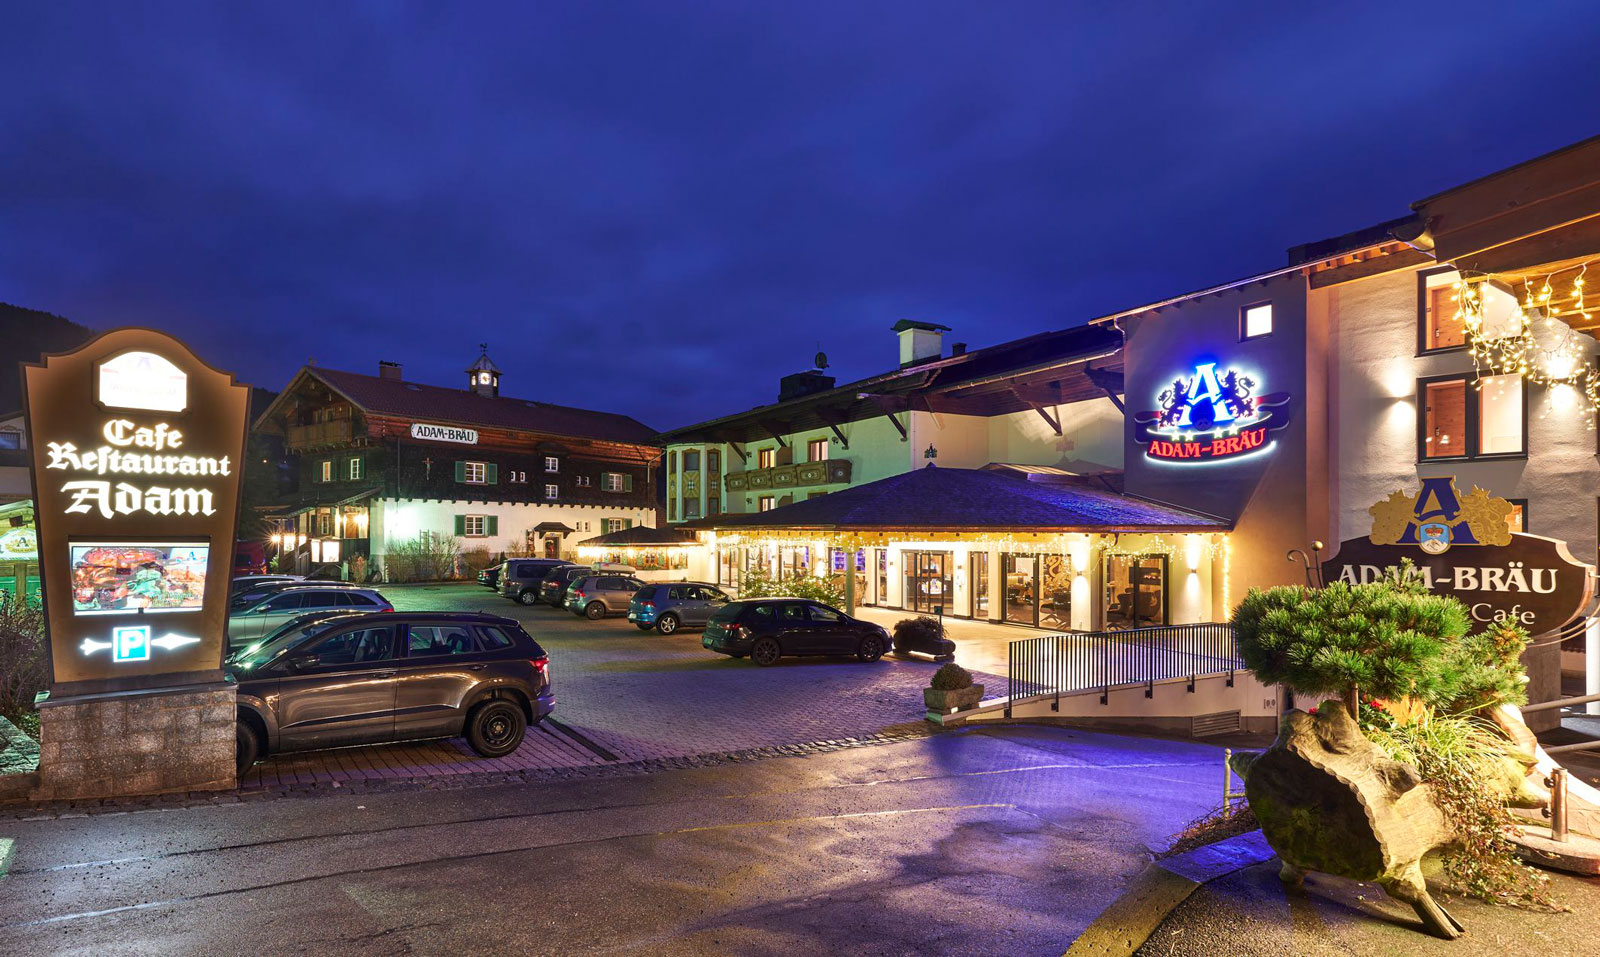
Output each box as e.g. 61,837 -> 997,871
892,319 -> 952,367
378,360 -> 403,380
778,370 -> 836,402
951,342 -> 967,356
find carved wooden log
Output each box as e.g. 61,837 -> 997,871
1231,703 -> 1464,940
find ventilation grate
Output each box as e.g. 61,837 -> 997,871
1192,710 -> 1242,737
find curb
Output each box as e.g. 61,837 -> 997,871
1065,830 -> 1275,957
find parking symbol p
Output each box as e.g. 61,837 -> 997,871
113,625 -> 151,662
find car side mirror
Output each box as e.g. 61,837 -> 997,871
285,653 -> 319,672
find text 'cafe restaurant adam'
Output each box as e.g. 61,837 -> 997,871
689,135 -> 1600,699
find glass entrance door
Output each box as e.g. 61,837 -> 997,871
1104,554 -> 1167,630
1003,554 -> 1037,626
874,549 -> 888,605
970,552 -> 990,619
904,551 -> 951,615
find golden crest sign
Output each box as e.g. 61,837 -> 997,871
1323,477 -> 1592,633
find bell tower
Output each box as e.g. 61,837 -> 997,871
466,344 -> 500,398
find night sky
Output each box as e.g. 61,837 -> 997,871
2,3 -> 1595,431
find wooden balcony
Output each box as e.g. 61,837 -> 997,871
285,420 -> 356,450
724,458 -> 851,492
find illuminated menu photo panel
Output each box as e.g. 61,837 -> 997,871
69,541 -> 210,616
23,329 -> 249,692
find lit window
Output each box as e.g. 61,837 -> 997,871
1420,373 -> 1523,460
349,458 -> 363,480
1241,303 -> 1272,340
1505,500 -> 1526,534
1420,269 -> 1519,353
759,495 -> 776,512
545,484 -> 559,500
757,448 -> 776,469
320,460 -> 333,482
463,461 -> 486,484
0,431 -> 20,450
464,515 -> 487,536
545,456 -> 559,472
807,438 -> 828,462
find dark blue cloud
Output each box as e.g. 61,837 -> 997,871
1,1 -> 1595,429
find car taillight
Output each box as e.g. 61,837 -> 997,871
532,655 -> 549,676
726,624 -> 745,639
641,601 -> 654,611
573,590 -> 585,600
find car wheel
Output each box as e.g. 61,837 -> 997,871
635,622 -> 653,631
466,700 -> 527,757
751,637 -> 781,667
656,613 -> 680,635
517,589 -> 539,606
585,601 -> 606,620
856,635 -> 885,662
235,720 -> 260,777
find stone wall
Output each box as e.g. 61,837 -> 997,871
34,682 -> 236,801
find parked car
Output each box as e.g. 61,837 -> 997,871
498,559 -> 576,605
230,611 -> 552,775
565,574 -> 647,619
702,598 -> 890,666
228,585 -> 392,647
230,578 -> 359,612
539,565 -> 594,608
231,574 -> 303,595
227,610 -> 366,661
628,582 -> 729,634
478,562 -> 505,590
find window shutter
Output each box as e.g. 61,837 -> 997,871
454,461 -> 467,483
454,514 -> 466,536
623,473 -> 634,493
486,463 -> 499,484
624,518 -> 633,529
486,516 -> 499,536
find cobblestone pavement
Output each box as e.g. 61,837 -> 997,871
233,583 -> 1006,791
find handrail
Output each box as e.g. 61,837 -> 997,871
1005,623 -> 1240,718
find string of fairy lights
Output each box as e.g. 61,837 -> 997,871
1457,260 -> 1600,422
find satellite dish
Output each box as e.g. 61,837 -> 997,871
814,348 -> 829,370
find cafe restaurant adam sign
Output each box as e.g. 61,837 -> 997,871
1322,476 -> 1593,634
22,329 -> 248,692
1132,361 -> 1291,463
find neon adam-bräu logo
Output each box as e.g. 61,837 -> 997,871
1132,362 -> 1291,463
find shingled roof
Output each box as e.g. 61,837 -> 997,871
298,367 -> 659,446
577,525 -> 700,547
686,465 -> 1227,533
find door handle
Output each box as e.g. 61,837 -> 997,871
369,671 -> 397,678
465,664 -> 487,671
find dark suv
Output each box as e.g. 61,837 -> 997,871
702,598 -> 890,666
229,612 -> 553,774
499,559 -> 575,605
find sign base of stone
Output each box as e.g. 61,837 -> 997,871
34,682 -> 235,801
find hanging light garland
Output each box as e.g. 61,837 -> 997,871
1457,261 -> 1600,422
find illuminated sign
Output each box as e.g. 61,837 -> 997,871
410,422 -> 478,445
24,329 -> 248,691
1322,477 -> 1593,632
1133,361 -> 1291,463
97,351 -> 188,413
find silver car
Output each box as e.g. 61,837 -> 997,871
564,574 -> 647,620
227,586 -> 392,647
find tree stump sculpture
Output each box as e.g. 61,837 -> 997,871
1230,703 -> 1464,939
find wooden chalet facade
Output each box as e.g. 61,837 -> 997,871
253,353 -> 661,577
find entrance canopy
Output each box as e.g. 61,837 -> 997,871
576,525 -> 698,547
685,465 -> 1227,538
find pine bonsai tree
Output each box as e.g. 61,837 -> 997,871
1232,579 -> 1470,718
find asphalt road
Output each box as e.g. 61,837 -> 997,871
0,725 -> 1226,955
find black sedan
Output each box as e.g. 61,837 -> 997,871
702,598 -> 889,666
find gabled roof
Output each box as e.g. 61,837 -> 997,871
686,465 -> 1227,533
578,525 -> 699,547
258,367 -> 659,447
658,322 -> 1122,445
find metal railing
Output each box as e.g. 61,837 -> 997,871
1005,623 -> 1241,717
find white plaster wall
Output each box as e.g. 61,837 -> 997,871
370,498 -> 655,561
1324,267 -> 1600,557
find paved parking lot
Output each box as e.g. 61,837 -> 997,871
242,582 -> 1007,788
